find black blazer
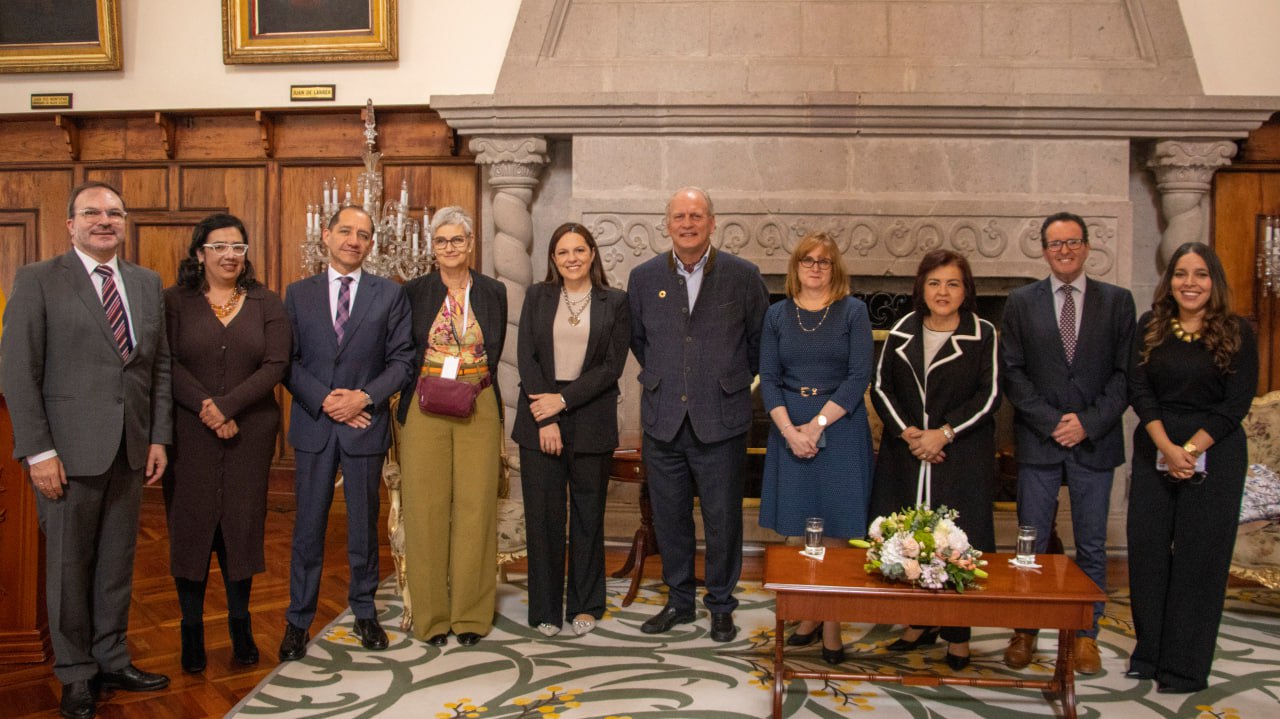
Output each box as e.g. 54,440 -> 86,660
511,282 -> 631,453
396,270 -> 508,424
1000,276 -> 1135,469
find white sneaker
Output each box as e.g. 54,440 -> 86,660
537,623 -> 561,637
571,615 -> 596,636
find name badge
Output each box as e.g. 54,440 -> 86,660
441,356 -> 461,380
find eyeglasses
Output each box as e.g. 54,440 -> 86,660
203,243 -> 249,256
432,235 -> 468,249
76,208 -> 128,222
1045,238 -> 1085,252
799,257 -> 834,270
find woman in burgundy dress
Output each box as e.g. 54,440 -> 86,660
164,213 -> 290,672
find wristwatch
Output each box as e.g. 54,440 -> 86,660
941,425 -> 956,443
816,414 -> 828,428
1182,441 -> 1199,457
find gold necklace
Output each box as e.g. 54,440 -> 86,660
795,300 -> 831,333
562,286 -> 591,326
208,287 -> 244,319
1171,317 -> 1201,343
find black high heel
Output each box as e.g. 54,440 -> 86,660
822,644 -> 846,665
787,627 -> 819,647
887,627 -> 940,651
944,651 -> 971,670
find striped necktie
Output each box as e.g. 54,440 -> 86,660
334,276 -> 353,344
94,264 -> 133,360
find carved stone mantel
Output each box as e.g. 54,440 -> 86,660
1146,139 -> 1238,268
469,136 -> 550,423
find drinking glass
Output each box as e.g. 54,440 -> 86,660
1015,525 -> 1038,567
804,517 -> 824,557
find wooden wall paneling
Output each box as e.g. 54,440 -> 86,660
277,163 -> 362,286
131,215 -> 212,288
84,166 -> 169,212
272,113 -> 368,159
1213,171 -> 1262,319
0,213 -> 37,298
0,397 -> 50,664
179,165 -> 271,289
0,170 -> 73,262
0,119 -> 68,164
378,112 -> 456,158
176,115 -> 266,161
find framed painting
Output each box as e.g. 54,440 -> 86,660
0,0 -> 122,74
221,0 -> 398,65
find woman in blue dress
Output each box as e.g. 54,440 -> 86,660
759,231 -> 875,665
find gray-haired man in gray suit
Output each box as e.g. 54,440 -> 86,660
2,181 -> 172,719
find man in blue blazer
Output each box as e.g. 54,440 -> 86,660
999,211 -> 1135,675
628,187 -> 769,642
278,206 -> 414,661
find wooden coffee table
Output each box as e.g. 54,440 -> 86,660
763,545 -> 1106,719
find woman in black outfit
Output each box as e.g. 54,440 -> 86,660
1127,242 -> 1257,694
513,223 -> 631,637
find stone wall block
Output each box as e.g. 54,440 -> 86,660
553,2 -> 621,59
888,3 -> 983,58
573,136 -> 665,193
1070,2 -> 1144,60
1034,140 -> 1131,198
801,2 -> 888,57
709,2 -> 800,57
982,4 -> 1072,60
618,2 -> 710,58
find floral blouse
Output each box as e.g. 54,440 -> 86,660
422,288 -> 488,380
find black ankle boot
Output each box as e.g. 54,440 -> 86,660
181,622 -> 206,673
229,615 -> 259,665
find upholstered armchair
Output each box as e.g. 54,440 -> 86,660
1231,391 -> 1280,589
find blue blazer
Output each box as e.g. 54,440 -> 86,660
1000,276 -> 1135,469
284,271 -> 415,456
627,247 -> 769,444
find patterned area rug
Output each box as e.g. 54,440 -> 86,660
229,576 -> 1280,718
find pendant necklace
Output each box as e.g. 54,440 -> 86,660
795,299 -> 831,333
563,287 -> 590,326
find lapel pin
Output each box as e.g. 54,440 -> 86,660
658,290 -> 667,298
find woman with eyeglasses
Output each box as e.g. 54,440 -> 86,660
1127,242 -> 1257,694
758,232 -> 875,665
512,223 -> 630,638
869,249 -> 999,671
396,206 -> 507,647
163,213 -> 290,672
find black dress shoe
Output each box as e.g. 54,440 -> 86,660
278,622 -> 309,662
352,618 -> 389,651
457,632 -> 482,646
229,615 -> 259,665
98,664 -> 170,692
180,622 -> 206,673
822,645 -> 846,666
945,651 -> 971,671
709,612 -> 737,642
786,626 -> 819,646
427,633 -> 448,647
59,680 -> 95,719
640,605 -> 696,634
887,627 -> 940,651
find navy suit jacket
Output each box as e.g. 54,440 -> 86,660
1000,276 -> 1135,470
511,282 -> 631,453
628,247 -> 769,444
284,271 -> 414,456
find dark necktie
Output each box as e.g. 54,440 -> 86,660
334,276 -> 353,344
94,264 -> 133,360
1059,285 -> 1077,364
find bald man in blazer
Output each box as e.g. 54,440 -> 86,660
2,181 -> 172,719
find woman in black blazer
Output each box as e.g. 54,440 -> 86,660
513,222 -> 631,637
396,206 -> 507,647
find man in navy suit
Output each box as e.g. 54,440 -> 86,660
278,206 -> 414,661
628,187 -> 769,642
999,211 -> 1135,675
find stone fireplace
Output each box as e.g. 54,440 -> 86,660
433,0 -> 1278,549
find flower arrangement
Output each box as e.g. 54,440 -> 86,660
849,505 -> 987,592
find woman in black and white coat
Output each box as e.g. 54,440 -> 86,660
869,249 -> 1000,670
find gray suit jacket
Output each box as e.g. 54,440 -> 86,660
2,250 -> 172,475
1000,276 -> 1135,470
628,247 -> 769,444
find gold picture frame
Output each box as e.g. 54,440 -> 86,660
222,0 -> 398,65
0,0 -> 122,74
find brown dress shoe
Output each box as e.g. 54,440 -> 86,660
1003,632 -> 1037,669
1074,636 -> 1102,675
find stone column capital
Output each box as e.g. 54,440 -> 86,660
1146,139 -> 1237,189
469,136 -> 550,179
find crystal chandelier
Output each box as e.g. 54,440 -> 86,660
1259,215 -> 1280,298
302,99 -> 433,280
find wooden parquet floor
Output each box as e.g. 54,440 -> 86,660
0,492 -> 1140,719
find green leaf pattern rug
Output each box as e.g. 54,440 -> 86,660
229,577 -> 1280,718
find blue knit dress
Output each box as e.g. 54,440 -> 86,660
758,297 -> 875,539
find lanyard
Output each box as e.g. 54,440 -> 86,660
447,280 -> 471,353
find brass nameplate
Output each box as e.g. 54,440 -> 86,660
31,93 -> 72,110
290,85 -> 336,102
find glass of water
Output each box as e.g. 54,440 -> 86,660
804,517 -> 825,557
1015,525 -> 1038,566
